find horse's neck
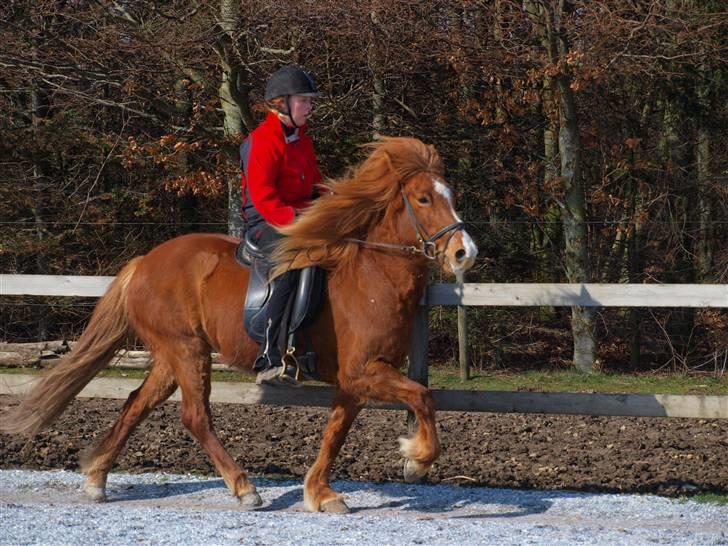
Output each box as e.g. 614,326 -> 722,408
348,248 -> 428,312
356,220 -> 428,303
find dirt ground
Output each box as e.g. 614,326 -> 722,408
1,395 -> 726,496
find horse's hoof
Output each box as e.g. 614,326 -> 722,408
403,459 -> 426,483
239,491 -> 263,508
321,498 -> 349,514
83,485 -> 107,503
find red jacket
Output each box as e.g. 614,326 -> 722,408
240,112 -> 322,228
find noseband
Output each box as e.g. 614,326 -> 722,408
345,187 -> 465,260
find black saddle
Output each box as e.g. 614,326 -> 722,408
236,232 -> 326,376
236,232 -> 272,342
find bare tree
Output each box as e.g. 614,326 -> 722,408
525,0 -> 595,371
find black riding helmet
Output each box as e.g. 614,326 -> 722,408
264,65 -> 321,101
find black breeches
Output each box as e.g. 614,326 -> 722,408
253,223 -> 299,358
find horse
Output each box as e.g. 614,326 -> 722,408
1,136 -> 478,513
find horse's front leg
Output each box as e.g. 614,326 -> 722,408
304,393 -> 362,513
346,359 -> 440,483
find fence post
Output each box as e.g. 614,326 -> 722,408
408,293 -> 429,386
456,271 -> 469,381
407,288 -> 429,430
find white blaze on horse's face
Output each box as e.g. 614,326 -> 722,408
430,176 -> 478,274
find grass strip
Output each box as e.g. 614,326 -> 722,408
2,366 -> 725,395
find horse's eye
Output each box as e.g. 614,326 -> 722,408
417,195 -> 431,205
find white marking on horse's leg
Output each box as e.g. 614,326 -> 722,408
399,436 -> 429,481
399,436 -> 415,459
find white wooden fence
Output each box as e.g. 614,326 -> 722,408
2,274 -> 726,306
1,274 -> 727,419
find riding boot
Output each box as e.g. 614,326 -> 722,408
254,322 -> 299,386
253,269 -> 301,387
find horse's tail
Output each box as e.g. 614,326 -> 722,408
1,257 -> 143,436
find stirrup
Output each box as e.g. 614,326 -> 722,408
255,365 -> 300,387
255,347 -> 301,387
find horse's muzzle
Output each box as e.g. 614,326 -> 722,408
444,229 -> 478,274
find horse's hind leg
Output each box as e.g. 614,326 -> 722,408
304,394 -> 362,513
171,340 -> 262,508
81,360 -> 177,501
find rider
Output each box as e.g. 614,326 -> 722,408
240,65 -> 323,386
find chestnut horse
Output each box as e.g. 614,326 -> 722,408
1,137 -> 477,513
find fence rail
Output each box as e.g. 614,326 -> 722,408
1,374 -> 725,419
2,275 -> 727,306
1,274 -> 727,419
427,282 -> 728,307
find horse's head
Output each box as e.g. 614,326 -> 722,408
398,171 -> 478,275
270,136 -> 477,277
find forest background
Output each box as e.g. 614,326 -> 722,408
1,1 -> 725,376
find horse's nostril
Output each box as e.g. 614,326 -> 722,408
455,249 -> 466,262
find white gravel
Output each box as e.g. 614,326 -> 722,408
0,469 -> 726,545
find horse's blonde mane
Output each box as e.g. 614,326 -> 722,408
271,136 -> 443,277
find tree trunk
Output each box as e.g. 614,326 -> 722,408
30,87 -> 49,341
219,0 -> 250,239
696,126 -> 713,282
371,75 -> 385,139
537,75 -> 562,282
695,37 -> 716,283
533,76 -> 561,322
660,99 -> 695,363
369,9 -> 385,139
526,0 -> 595,371
626,176 -> 643,369
558,77 -> 595,372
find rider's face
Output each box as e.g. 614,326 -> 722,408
284,95 -> 313,127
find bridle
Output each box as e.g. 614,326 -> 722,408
345,187 -> 465,261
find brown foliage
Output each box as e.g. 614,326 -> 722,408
1,0 -> 725,369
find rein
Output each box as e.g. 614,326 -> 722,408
345,188 -> 464,260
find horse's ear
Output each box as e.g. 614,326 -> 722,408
426,143 -> 443,175
364,140 -> 398,184
428,144 -> 437,161
380,150 -> 396,177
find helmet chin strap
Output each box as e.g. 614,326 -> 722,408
283,96 -> 298,129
